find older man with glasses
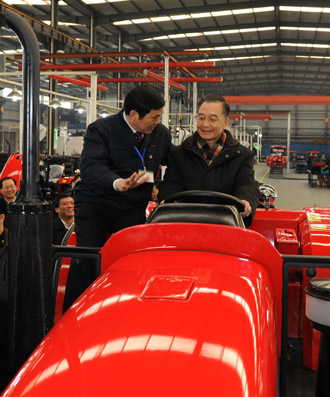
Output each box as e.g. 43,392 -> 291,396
158,94 -> 259,227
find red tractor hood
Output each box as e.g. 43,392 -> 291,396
3,224 -> 282,397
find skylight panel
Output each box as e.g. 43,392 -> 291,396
239,28 -> 258,33
233,8 -> 253,15
113,6 -> 274,26
131,18 -> 151,24
3,0 -> 26,4
255,7 -> 274,13
81,0 -> 106,3
301,7 -> 323,13
213,43 -> 276,51
191,12 -> 212,18
26,0 -> 49,4
150,17 -> 171,22
280,27 -> 317,32
3,49 -> 23,54
221,29 -> 240,34
113,20 -> 132,25
204,31 -> 221,36
211,11 -> 232,17
82,0 -> 128,3
186,33 -> 203,37
258,27 -> 276,31
168,34 -> 185,39
170,15 -> 191,21
280,6 -> 329,13
280,26 -> 330,33
151,36 -> 168,41
282,42 -> 330,49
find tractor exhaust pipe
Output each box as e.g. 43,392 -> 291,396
4,9 -> 53,369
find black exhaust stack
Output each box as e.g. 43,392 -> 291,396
4,9 -> 53,369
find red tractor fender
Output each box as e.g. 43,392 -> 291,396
0,153 -> 22,191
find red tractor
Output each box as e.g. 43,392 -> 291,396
266,145 -> 288,176
2,10 -> 330,397
3,190 -> 330,397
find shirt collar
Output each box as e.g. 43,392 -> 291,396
123,111 -> 137,134
59,217 -> 72,230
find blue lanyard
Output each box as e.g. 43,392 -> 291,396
134,146 -> 147,170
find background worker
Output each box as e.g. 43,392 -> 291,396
64,84 -> 171,310
0,177 -> 17,204
52,192 -> 74,245
158,94 -> 259,227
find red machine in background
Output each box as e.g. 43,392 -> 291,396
0,154 -> 79,200
266,145 -> 288,176
306,151 -> 328,188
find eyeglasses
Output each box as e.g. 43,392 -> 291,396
195,115 -> 225,123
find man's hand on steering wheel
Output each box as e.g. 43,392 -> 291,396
240,200 -> 252,218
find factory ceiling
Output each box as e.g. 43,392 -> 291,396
1,0 -> 330,99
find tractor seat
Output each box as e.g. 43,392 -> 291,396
146,203 -> 245,227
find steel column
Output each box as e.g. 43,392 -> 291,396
4,9 -> 53,370
89,74 -> 97,125
193,82 -> 197,132
286,112 -> 291,172
163,56 -> 169,128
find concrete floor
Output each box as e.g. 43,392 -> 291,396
254,162 -> 329,209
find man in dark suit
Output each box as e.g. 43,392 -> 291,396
52,192 -> 74,245
64,84 -> 171,311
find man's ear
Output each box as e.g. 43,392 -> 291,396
224,117 -> 230,129
55,208 -> 59,214
129,109 -> 139,122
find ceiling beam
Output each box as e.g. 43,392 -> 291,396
225,96 -> 330,105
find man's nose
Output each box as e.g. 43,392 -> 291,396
200,118 -> 211,125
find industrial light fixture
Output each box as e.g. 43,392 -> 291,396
49,98 -> 62,109
7,87 -> 22,102
75,102 -> 86,114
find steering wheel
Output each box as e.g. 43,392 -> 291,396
164,190 -> 245,213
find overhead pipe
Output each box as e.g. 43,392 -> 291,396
144,70 -> 186,91
185,67 -> 223,73
37,61 -> 215,72
16,50 -> 214,60
48,75 -> 107,91
77,67 -> 223,75
96,77 -> 223,83
171,77 -> 222,83
226,96 -> 330,105
3,9 -> 53,370
229,113 -> 272,120
78,67 -> 223,75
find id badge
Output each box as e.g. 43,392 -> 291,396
138,169 -> 154,183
